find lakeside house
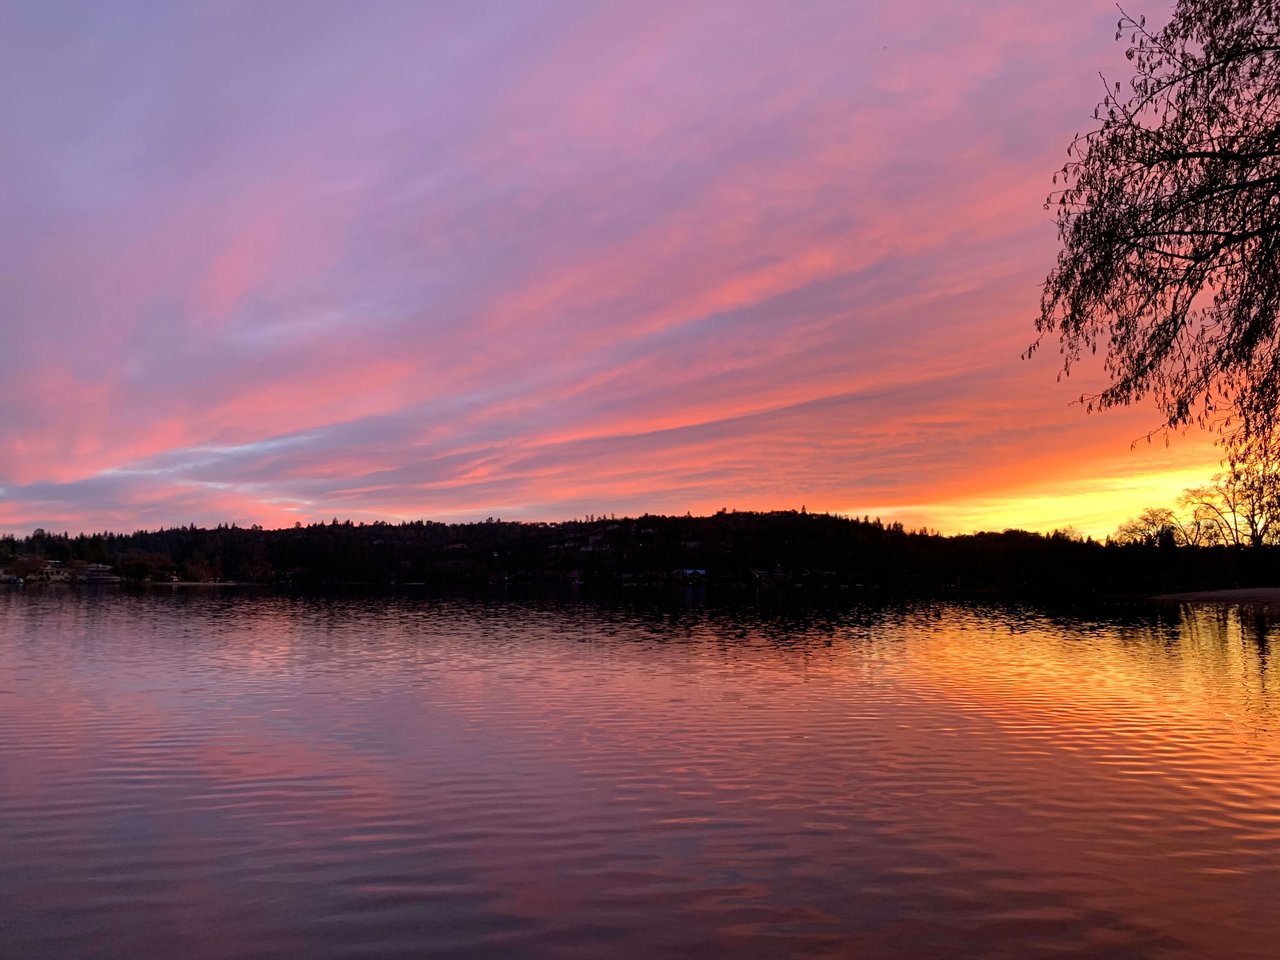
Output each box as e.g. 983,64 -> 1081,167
83,563 -> 122,584
0,558 -> 120,584
34,560 -> 69,583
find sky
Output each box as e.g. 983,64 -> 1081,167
0,0 -> 1221,538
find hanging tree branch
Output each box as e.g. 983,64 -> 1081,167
1036,1 -> 1280,438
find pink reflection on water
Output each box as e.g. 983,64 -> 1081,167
2,594 -> 1280,958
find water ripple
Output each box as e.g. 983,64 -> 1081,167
3,592 -> 1280,958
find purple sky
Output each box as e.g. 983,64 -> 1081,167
0,0 -> 1216,536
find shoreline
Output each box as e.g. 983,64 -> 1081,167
1153,586 -> 1280,605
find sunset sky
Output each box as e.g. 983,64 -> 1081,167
0,0 -> 1221,538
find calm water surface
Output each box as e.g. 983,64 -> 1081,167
2,590 -> 1279,959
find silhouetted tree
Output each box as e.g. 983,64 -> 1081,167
1115,507 -> 1181,546
1181,421 -> 1280,546
1036,1 -> 1280,436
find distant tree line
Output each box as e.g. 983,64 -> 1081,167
3,509 -> 1277,597
1115,425 -> 1280,549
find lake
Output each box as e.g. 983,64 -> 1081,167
2,589 -> 1278,959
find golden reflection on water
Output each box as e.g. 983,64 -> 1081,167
849,603 -> 1280,958
898,602 -> 1280,733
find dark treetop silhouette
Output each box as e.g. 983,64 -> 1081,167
1115,422 -> 1280,548
3,511 -> 1280,596
1036,0 -> 1280,437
